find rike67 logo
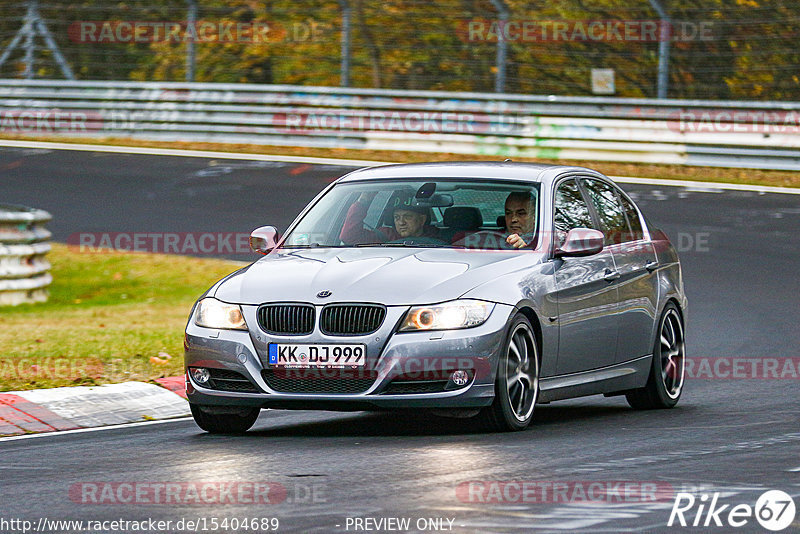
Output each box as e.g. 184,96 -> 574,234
669,490 -> 796,531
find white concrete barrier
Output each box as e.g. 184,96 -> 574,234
0,204 -> 52,306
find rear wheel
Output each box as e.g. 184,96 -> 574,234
190,404 -> 260,434
626,304 -> 685,409
478,314 -> 539,431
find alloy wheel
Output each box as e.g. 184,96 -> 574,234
659,308 -> 685,399
505,322 -> 538,422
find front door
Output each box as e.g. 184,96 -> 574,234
552,178 -> 619,375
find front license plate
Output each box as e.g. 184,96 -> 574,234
268,344 -> 366,368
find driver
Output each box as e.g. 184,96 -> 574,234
504,191 -> 537,249
340,191 -> 440,244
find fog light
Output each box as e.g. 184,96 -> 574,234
191,367 -> 210,385
451,370 -> 470,387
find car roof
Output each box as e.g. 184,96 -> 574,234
336,161 -> 607,184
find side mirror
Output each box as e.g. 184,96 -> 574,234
249,226 -> 280,254
554,228 -> 604,258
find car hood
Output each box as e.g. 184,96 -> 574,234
213,247 -> 544,306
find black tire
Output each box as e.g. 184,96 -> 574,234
190,404 -> 260,434
626,303 -> 685,410
477,314 -> 540,431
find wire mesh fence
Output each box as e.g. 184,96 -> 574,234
0,0 -> 798,100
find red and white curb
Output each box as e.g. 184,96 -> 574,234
0,377 -> 187,437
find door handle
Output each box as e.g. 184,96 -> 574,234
645,260 -> 659,272
603,269 -> 620,282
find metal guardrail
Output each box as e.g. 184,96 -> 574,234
1,79 -> 800,170
0,204 -> 52,306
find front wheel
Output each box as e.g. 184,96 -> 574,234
626,304 -> 686,410
190,404 -> 260,434
478,314 -> 539,431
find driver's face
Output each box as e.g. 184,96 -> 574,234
505,198 -> 536,235
393,209 -> 426,238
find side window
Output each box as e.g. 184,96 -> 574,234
553,179 -> 595,248
582,178 -> 630,245
618,193 -> 645,241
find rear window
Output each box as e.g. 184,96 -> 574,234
619,193 -> 645,241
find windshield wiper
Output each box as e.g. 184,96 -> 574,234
354,242 -> 451,248
280,244 -> 343,249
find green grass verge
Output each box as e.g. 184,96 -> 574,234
0,244 -> 243,391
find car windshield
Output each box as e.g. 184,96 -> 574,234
282,179 -> 541,250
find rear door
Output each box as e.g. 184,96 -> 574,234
580,177 -> 659,363
552,178 -> 619,374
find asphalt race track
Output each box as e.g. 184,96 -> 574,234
1,146 -> 799,533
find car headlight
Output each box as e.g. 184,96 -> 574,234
194,298 -> 247,330
399,300 -> 494,332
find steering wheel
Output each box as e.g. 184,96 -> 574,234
452,230 -> 514,250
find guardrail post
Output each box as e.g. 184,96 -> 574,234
0,204 -> 53,306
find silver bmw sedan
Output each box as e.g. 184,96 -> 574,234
185,162 -> 687,433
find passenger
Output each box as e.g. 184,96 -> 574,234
340,191 -> 440,244
504,191 -> 537,249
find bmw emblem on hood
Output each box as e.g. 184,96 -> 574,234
317,290 -> 332,298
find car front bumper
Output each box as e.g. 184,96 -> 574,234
184,303 -> 515,410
